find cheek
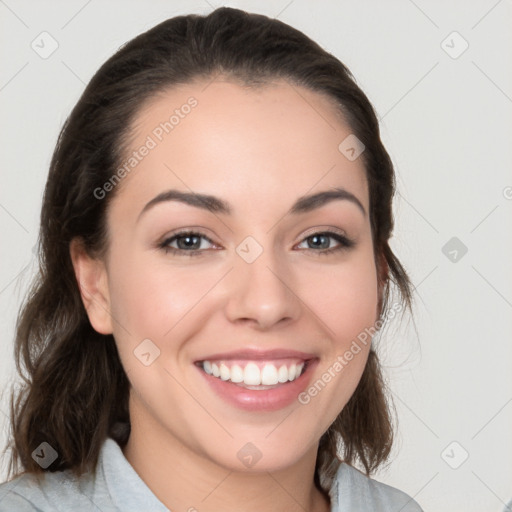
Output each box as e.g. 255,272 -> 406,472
301,253 -> 379,343
298,256 -> 378,427
107,251 -> 217,342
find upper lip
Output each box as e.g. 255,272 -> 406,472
195,348 -> 317,362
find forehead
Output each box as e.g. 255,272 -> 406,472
111,78 -> 368,218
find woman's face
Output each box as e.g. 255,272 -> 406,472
83,78 -> 381,472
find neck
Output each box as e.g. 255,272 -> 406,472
122,409 -> 331,512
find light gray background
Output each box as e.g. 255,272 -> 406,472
1,1 -> 511,510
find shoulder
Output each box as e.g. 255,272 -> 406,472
0,437 -> 170,512
0,469 -> 96,512
330,462 -> 424,512
0,438 -> 119,512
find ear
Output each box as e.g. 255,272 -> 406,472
70,238 -> 113,335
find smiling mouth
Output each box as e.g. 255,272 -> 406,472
195,359 -> 310,389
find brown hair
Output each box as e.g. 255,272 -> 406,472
3,6 -> 413,496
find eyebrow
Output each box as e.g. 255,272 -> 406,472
137,186 -> 366,221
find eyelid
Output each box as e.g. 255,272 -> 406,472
295,225 -> 348,243
159,227 -> 218,245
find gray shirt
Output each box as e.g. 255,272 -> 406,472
0,438 -> 423,511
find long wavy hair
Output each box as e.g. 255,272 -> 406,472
3,6 -> 413,496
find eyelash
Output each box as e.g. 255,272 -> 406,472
158,229 -> 355,257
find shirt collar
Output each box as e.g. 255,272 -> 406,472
100,437 -> 170,511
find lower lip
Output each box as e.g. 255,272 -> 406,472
196,359 -> 318,412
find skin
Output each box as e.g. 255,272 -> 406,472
71,78 -> 384,512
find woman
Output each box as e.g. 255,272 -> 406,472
0,7 -> 422,511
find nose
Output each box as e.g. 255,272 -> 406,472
224,245 -> 301,330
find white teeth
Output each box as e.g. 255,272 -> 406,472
203,360 -> 213,375
244,362 -> 261,385
219,363 -> 230,381
261,364 -> 279,385
230,364 -> 244,383
201,360 -> 306,386
277,365 -> 289,383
